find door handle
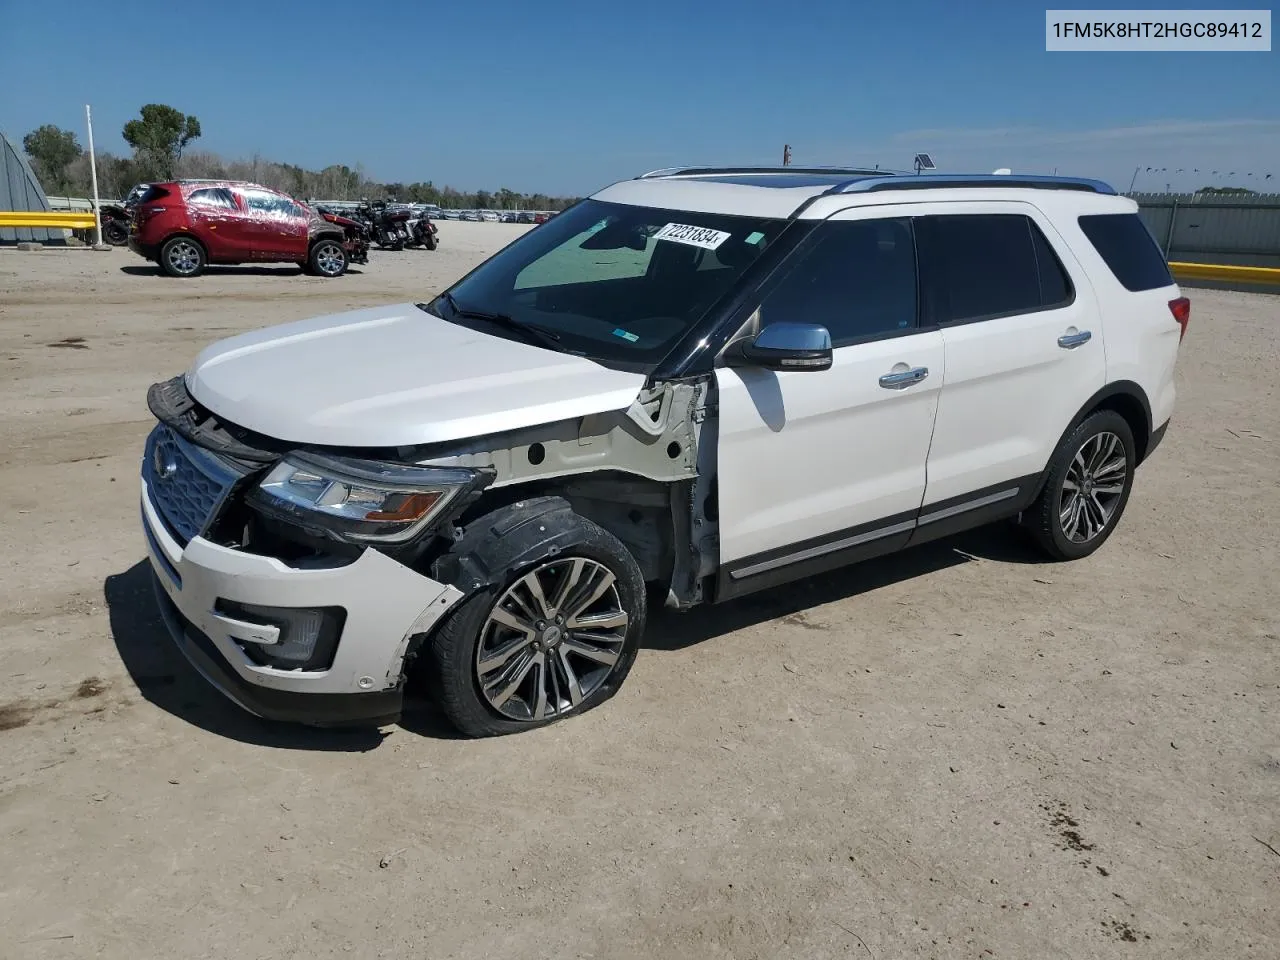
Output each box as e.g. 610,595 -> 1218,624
878,366 -> 929,389
1057,330 -> 1092,349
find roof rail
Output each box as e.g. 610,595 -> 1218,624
840,173 -> 1116,195
638,165 -> 900,179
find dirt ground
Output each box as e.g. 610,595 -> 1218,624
1,224 -> 1277,959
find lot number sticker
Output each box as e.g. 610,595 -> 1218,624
653,222 -> 731,250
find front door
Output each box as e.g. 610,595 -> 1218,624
714,211 -> 943,591
238,187 -> 310,261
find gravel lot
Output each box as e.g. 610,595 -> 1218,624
1,224 -> 1277,959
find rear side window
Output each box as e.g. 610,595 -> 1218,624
187,187 -> 236,210
919,215 -> 1074,324
759,218 -> 918,346
1078,213 -> 1174,292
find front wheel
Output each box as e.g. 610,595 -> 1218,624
1024,410 -> 1136,561
425,513 -> 646,737
308,238 -> 348,277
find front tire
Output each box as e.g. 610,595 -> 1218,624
425,514 -> 646,737
308,238 -> 348,277
1025,410 -> 1135,561
159,236 -> 205,278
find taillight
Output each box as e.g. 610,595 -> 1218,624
1169,297 -> 1190,341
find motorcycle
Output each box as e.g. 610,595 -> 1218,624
355,199 -> 413,250
406,209 -> 439,251
97,183 -> 150,245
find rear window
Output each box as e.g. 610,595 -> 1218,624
1077,213 -> 1173,292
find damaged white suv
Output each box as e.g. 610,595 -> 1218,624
140,167 -> 1188,736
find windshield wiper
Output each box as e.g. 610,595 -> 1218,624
427,293 -> 562,349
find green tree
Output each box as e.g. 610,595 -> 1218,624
122,104 -> 202,179
22,124 -> 83,194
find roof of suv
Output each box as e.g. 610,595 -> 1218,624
592,166 -> 1128,220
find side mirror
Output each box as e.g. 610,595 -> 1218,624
732,322 -> 832,372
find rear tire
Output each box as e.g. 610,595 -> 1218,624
1025,410 -> 1135,561
308,238 -> 348,278
159,236 -> 206,278
425,511 -> 646,738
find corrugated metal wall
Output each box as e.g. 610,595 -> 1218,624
1131,193 -> 1280,268
1,130 -> 56,243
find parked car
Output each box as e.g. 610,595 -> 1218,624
128,180 -> 361,278
517,211 -> 536,224
533,212 -> 550,224
139,166 -> 1187,736
479,209 -> 500,222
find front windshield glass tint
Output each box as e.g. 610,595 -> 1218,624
440,200 -> 788,369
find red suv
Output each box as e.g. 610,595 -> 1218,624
128,180 -> 368,278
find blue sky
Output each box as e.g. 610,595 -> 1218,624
1,0 -> 1276,195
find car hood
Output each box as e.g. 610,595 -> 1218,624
185,302 -> 647,447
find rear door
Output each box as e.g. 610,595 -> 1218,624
184,187 -> 240,260
915,203 -> 1106,515
714,210 -> 944,585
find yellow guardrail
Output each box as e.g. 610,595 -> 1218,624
0,210 -> 99,229
1170,261 -> 1280,285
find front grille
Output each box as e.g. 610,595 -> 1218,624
144,425 -> 244,545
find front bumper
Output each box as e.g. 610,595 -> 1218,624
140,473 -> 464,726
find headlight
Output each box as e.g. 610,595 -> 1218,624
248,452 -> 482,544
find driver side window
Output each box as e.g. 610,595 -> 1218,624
758,218 -> 918,347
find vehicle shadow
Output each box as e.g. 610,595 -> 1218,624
117,265 -> 365,278
104,561 -> 392,750
644,523 -> 1047,652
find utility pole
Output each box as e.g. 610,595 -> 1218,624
85,104 -> 106,249
782,144 -> 791,166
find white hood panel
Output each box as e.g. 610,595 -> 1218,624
185,303 -> 646,447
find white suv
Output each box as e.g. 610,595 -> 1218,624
139,167 -> 1188,736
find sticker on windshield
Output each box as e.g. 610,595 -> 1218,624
653,222 -> 731,250
612,328 -> 640,343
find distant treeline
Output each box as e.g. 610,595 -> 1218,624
24,114 -> 579,210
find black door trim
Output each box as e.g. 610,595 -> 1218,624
714,473 -> 1045,602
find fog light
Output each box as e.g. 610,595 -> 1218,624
215,599 -> 345,671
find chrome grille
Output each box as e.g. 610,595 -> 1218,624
143,425 -> 242,545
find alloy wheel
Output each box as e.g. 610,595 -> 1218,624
314,241 -> 345,276
1058,431 -> 1128,543
166,239 -> 201,275
476,558 -> 629,722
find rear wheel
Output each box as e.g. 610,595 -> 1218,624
308,238 -> 348,278
159,236 -> 205,278
1025,410 -> 1135,561
425,512 -> 645,737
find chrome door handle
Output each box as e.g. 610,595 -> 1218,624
1057,330 -> 1092,349
878,366 -> 929,389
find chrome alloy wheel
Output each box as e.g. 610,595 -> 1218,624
1059,431 -> 1128,543
314,240 -> 345,276
166,239 -> 202,275
475,558 -> 629,722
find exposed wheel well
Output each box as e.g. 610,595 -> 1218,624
452,473 -> 678,587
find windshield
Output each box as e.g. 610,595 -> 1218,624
436,199 -> 789,370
